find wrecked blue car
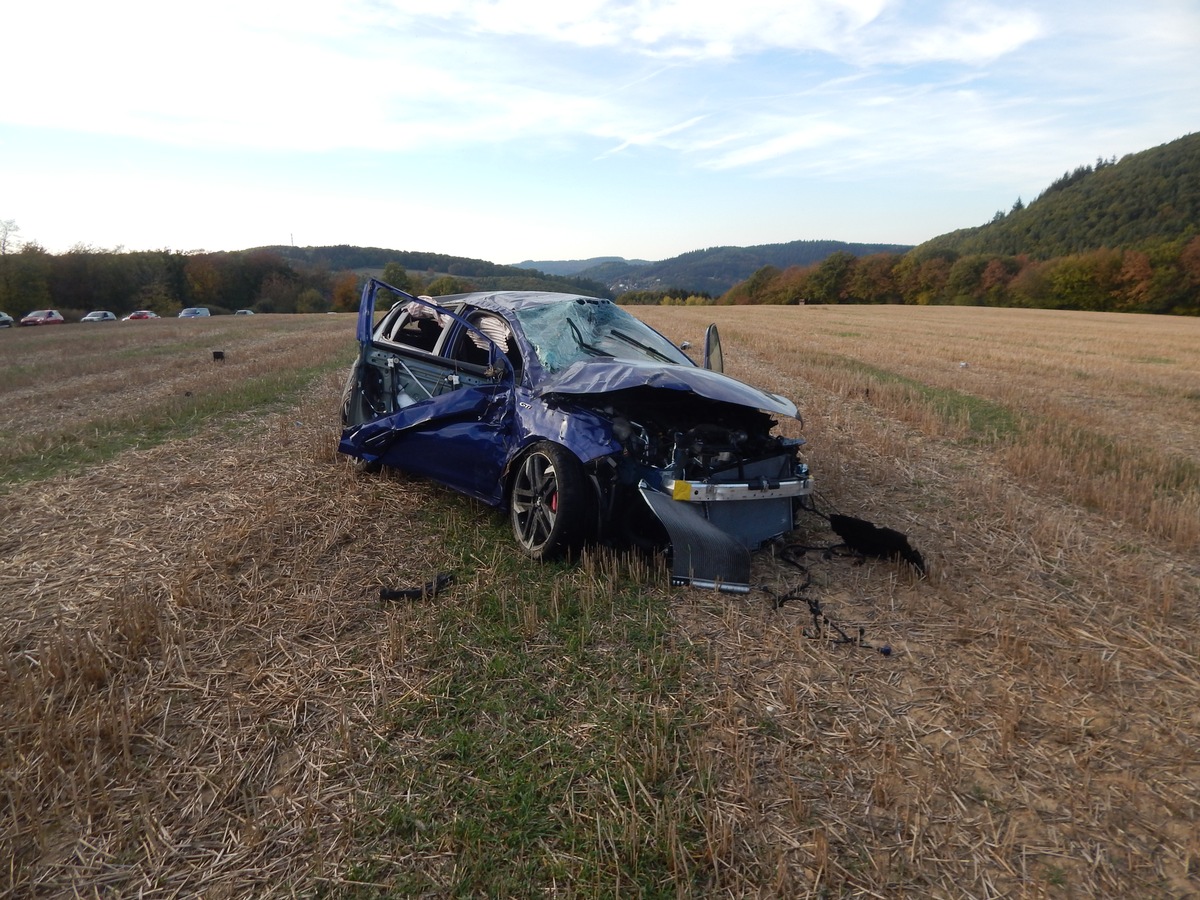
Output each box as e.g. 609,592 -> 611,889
338,279 -> 814,591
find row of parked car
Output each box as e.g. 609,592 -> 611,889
0,307 -> 256,326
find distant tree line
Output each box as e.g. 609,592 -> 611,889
266,245 -> 610,298
617,288 -> 714,305
699,237 -> 1200,315
0,237 -> 610,320
0,239 -> 348,318
594,239 -> 913,296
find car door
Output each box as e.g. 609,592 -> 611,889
340,286 -> 519,504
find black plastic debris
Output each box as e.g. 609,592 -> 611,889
829,514 -> 926,574
380,572 -> 454,601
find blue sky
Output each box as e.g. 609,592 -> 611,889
2,1 -> 1197,264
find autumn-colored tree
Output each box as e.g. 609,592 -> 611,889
1171,236 -> 1200,315
894,254 -> 954,305
806,252 -> 856,304
331,272 -> 361,313
848,253 -> 902,304
742,265 -> 782,303
1115,250 -> 1154,312
979,257 -> 1018,305
768,266 -> 811,305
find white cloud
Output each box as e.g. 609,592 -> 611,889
3,0 -> 1198,257
876,4 -> 1044,65
0,0 -> 1056,157
370,0 -> 1042,65
599,116 -> 708,157
703,119 -> 861,170
623,0 -> 886,58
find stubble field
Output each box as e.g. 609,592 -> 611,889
1,305 -> 1197,898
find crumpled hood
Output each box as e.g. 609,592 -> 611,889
536,359 -> 798,419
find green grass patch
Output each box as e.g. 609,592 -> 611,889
919,380 -> 1022,439
0,356 -> 351,486
346,512 -> 707,896
828,355 -> 1023,441
806,352 -> 1197,500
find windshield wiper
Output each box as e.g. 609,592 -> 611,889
569,319 -> 612,358
609,329 -> 677,364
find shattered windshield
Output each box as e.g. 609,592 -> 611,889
513,298 -> 694,373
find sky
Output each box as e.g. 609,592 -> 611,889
2,1 -> 1197,264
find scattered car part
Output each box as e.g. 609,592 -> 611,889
380,572 -> 454,601
828,513 -> 926,574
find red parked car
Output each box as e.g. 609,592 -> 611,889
122,310 -> 160,320
20,310 -> 65,326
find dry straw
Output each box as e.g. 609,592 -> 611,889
2,306 -> 1198,896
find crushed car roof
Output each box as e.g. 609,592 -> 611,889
405,291 -> 798,418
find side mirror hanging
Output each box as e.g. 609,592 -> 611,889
703,323 -> 724,373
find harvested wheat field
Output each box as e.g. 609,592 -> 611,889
1,306 -> 1198,898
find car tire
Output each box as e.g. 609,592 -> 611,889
509,442 -> 593,560
341,362 -> 365,428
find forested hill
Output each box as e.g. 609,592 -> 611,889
919,132 -> 1200,258
522,239 -> 913,296
513,256 -> 647,277
256,244 -> 611,297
